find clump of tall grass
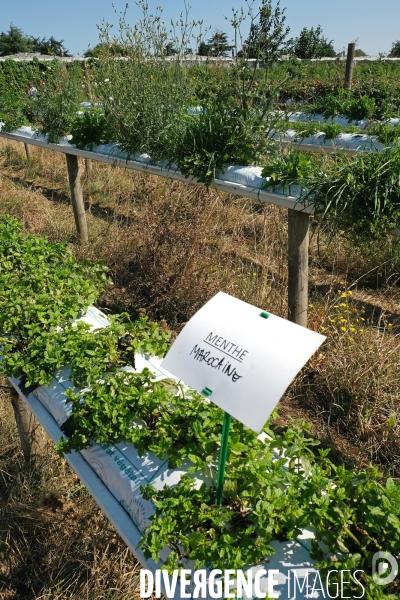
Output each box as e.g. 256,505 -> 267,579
305,146 -> 400,236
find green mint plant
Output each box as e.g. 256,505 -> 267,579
291,121 -> 319,140
139,434 -> 400,598
345,94 -> 376,122
305,464 -> 400,598
138,424 -> 324,573
0,216 -> 109,377
14,313 -> 171,389
0,216 -> 120,390
311,91 -> 377,122
56,370 -> 221,466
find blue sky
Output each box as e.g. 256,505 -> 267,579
1,0 -> 399,57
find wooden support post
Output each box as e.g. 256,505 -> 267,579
345,43 -> 356,91
65,153 -> 89,244
24,142 -> 31,160
9,384 -> 46,462
288,209 -> 309,327
84,158 -> 93,181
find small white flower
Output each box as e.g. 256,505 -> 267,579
109,96 -> 114,101
104,78 -> 110,82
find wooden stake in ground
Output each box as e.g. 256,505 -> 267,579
288,209 -> 309,327
65,153 -> 89,244
84,157 -> 93,181
23,143 -> 31,160
345,43 -> 356,91
9,384 -> 46,462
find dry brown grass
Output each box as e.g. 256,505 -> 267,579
0,138 -> 399,597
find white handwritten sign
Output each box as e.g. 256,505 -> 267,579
161,292 -> 325,433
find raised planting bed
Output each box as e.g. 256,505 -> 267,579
6,305 -> 319,600
0,124 -> 309,211
1,218 -> 399,599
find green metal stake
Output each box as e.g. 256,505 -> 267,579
215,412 -> 232,506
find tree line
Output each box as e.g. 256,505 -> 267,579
0,24 -> 70,57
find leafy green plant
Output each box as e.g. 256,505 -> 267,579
93,3 -> 195,163
0,91 -> 29,132
291,121 -> 319,140
323,122 -> 342,139
12,313 -> 171,391
306,465 -> 400,598
368,122 -> 400,145
139,423 -> 400,597
30,63 -> 83,142
172,97 -> 266,185
139,423 -> 312,573
312,91 -> 376,121
0,214 -> 171,387
281,120 -> 359,141
57,370 -> 221,463
92,3 -> 280,183
70,108 -> 113,150
0,215 -> 109,381
262,152 -> 313,191
345,94 -> 376,121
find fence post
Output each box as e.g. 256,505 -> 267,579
9,384 -> 46,462
65,153 -> 89,244
288,209 -> 309,327
345,43 -> 356,91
